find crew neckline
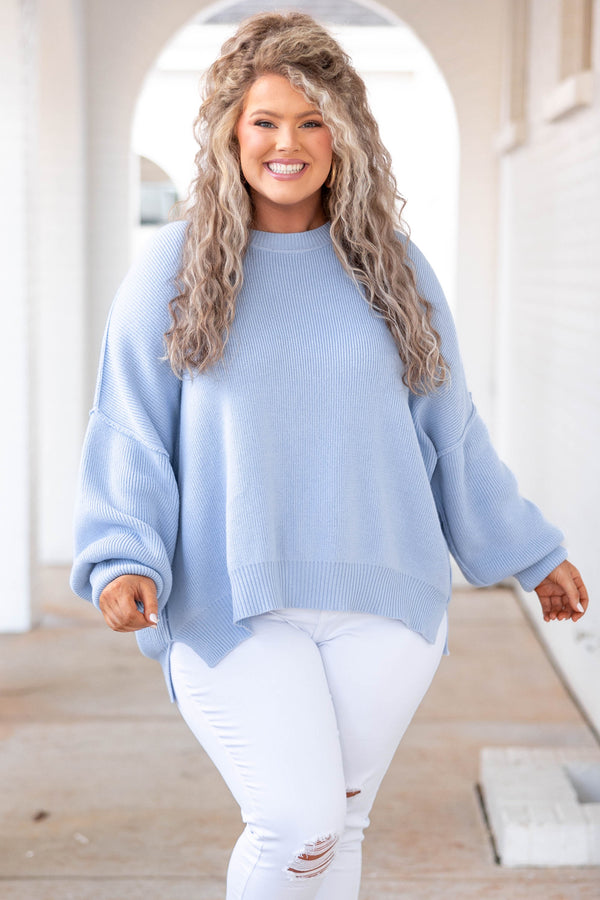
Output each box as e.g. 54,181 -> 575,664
249,220 -> 331,252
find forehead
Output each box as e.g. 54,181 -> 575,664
242,73 -> 316,111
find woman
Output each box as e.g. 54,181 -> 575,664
71,12 -> 589,899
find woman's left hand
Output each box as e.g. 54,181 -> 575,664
534,560 -> 589,622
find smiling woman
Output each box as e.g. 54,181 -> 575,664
235,74 -> 333,232
70,10 -> 589,900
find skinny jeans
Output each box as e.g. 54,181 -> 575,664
169,607 -> 447,900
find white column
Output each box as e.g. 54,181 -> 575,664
0,0 -> 36,630
36,0 -> 87,564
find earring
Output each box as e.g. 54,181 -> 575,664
326,159 -> 337,189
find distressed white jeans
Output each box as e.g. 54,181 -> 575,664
169,607 -> 447,900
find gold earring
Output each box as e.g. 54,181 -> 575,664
326,159 -> 337,189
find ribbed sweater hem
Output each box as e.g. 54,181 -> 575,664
230,559 -> 449,643
138,560 -> 450,702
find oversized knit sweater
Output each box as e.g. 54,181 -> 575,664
70,220 -> 567,700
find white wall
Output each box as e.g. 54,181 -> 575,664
0,0 -> 35,630
497,0 -> 600,729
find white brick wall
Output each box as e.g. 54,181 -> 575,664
497,0 -> 600,732
480,747 -> 600,866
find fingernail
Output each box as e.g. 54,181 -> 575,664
577,602 -> 584,612
149,613 -> 158,624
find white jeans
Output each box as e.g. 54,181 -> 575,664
169,607 -> 447,900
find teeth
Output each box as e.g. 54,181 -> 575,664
267,163 -> 305,174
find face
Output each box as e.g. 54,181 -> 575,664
235,73 -> 334,232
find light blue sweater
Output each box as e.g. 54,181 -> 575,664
70,220 -> 567,700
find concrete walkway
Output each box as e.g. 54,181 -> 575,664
0,568 -> 598,899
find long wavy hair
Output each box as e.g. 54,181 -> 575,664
167,11 -> 449,395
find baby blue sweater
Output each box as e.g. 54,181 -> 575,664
70,220 -> 567,700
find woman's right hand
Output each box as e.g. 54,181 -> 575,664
98,574 -> 158,631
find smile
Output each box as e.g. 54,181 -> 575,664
266,162 -> 307,174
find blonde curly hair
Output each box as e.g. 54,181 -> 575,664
167,11 -> 449,395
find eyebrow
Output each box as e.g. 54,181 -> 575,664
248,108 -> 323,119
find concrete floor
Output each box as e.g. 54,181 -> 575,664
0,568 -> 599,899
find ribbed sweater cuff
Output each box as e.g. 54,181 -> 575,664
514,545 -> 568,592
89,560 -> 164,609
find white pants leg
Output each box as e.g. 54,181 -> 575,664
169,608 -> 447,900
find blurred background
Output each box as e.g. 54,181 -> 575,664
1,0 -> 598,737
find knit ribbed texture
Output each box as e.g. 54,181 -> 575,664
70,220 -> 567,701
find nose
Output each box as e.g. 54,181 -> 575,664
276,125 -> 299,152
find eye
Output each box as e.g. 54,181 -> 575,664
254,120 -> 275,128
301,120 -> 322,128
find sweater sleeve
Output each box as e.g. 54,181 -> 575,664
70,222 -> 186,610
406,240 -> 567,591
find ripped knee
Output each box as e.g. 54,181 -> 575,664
285,833 -> 339,879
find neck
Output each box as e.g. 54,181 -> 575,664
250,196 -> 328,234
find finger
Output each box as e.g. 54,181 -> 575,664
99,593 -> 126,631
568,602 -> 586,623
554,570 -> 580,613
541,593 -> 560,620
576,578 -> 589,615
99,577 -> 157,631
111,593 -> 149,631
550,594 -> 564,620
100,604 -> 137,632
538,594 -> 553,622
560,594 -> 585,622
101,584 -> 147,631
137,579 -> 158,628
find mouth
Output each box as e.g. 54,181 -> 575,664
264,162 -> 308,176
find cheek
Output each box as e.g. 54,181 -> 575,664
315,126 -> 333,154
238,122 -> 269,162
316,132 -> 333,165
